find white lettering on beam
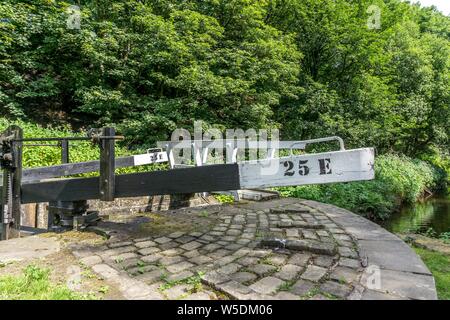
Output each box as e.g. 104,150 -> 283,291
238,148 -> 375,189
133,152 -> 169,166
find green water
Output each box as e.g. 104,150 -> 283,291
383,194 -> 450,235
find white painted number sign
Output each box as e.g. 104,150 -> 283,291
133,152 -> 169,166
238,148 -> 375,189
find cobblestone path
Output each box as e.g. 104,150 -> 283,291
69,198 -> 436,300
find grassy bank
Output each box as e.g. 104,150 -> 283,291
278,154 -> 447,220
0,265 -> 95,300
401,233 -> 450,299
414,247 -> 450,300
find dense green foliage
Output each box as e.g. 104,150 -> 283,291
0,1 -> 448,220
0,118 -> 166,173
1,0 -> 449,159
0,118 -> 102,168
279,154 -> 445,220
0,264 -> 96,300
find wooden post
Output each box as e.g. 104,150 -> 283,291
99,127 -> 115,201
48,139 -> 70,229
61,139 -> 69,164
11,126 -> 23,238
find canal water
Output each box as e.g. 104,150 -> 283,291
382,194 -> 450,235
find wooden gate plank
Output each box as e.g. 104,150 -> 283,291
15,164 -> 240,204
17,151 -> 168,182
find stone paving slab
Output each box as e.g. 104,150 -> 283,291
66,198 -> 437,300
250,277 -> 285,295
302,200 -> 437,300
0,236 -> 60,263
357,239 -> 431,275
360,269 -> 437,300
360,289 -> 405,300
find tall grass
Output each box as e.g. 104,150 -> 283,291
278,155 -> 446,220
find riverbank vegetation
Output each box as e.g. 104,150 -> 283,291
1,0 -> 449,219
414,247 -> 450,300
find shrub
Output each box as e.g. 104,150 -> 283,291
214,194 -> 235,204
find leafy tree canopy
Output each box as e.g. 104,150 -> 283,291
0,0 -> 448,160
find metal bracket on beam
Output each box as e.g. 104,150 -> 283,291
0,126 -> 23,240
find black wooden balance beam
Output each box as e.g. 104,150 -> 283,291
0,148 -> 375,205
0,164 -> 240,204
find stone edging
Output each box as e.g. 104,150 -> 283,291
302,200 -> 438,300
